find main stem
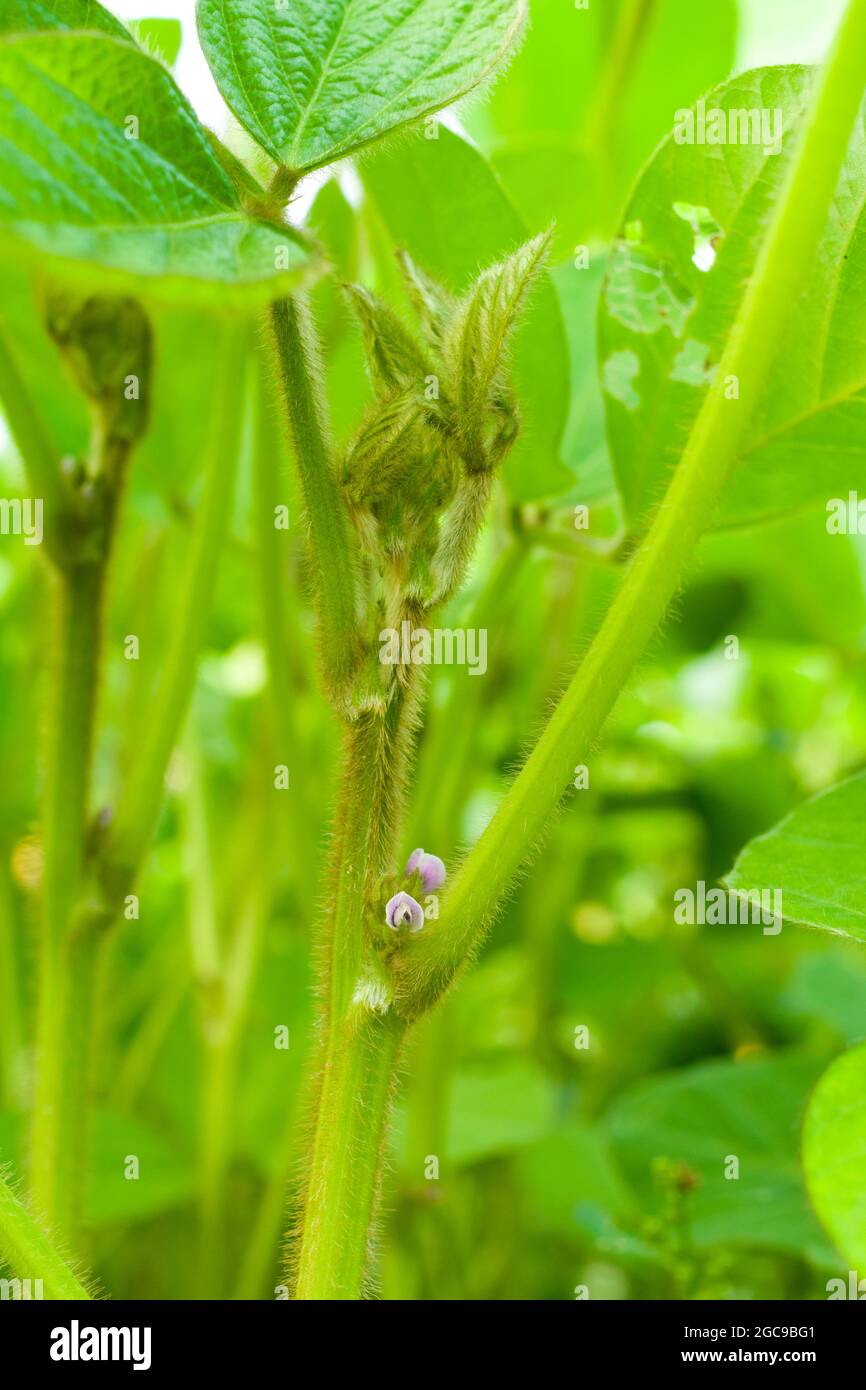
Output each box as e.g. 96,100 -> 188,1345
30,561 -> 105,1237
397,0 -> 866,1014
293,691 -> 418,1299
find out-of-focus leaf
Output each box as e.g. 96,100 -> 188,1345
0,1108 -> 191,1227
0,32 -> 315,304
470,0 -> 737,236
553,257 -> 618,503
363,128 -> 570,501
607,1053 -> 833,1260
783,950 -> 866,1045
446,1060 -> 556,1166
600,66 -> 866,530
693,507 -> 866,648
519,1121 -> 633,1231
196,0 -> 526,173
86,1111 -> 192,1225
726,772 -> 866,942
803,1042 -> 866,1268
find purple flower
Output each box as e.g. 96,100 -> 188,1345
405,847 -> 446,892
386,891 -> 425,932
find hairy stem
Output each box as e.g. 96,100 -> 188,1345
269,297 -> 362,703
395,0 -> 866,1016
293,680 -> 421,1298
0,1172 -> 90,1300
29,560 -> 106,1238
294,1009 -> 403,1300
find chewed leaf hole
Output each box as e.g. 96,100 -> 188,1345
670,338 -> 716,387
672,202 -> 724,272
605,242 -> 694,336
602,350 -> 641,410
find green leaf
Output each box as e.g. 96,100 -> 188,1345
607,1053 -> 833,1261
445,1060 -> 557,1166
553,256 -> 619,503
0,0 -> 128,38
599,66 -> 866,530
803,1042 -> 866,1268
363,127 -> 570,501
86,1110 -> 193,1226
129,18 -> 183,66
196,0 -> 526,175
725,772 -> 866,942
0,31 -> 316,304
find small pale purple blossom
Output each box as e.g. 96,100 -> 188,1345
386,891 -> 425,932
405,847 -> 446,892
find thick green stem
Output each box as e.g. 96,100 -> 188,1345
294,1010 -> 403,1300
395,0 -> 866,1016
0,1172 -> 90,1300
29,560 -> 105,1237
269,297 -> 362,703
293,681 -> 421,1298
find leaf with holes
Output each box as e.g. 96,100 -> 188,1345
0,30 -> 316,303
599,66 -> 866,530
196,0 -> 526,175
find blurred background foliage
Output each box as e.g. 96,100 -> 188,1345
0,0 -> 863,1300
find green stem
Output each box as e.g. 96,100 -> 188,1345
0,1172 -> 90,1300
29,560 -> 105,1238
582,0 -> 658,154
0,856 -> 24,1108
98,323 -> 247,907
395,0 -> 866,1016
294,1010 -> 403,1300
0,323 -> 64,563
293,681 -> 421,1298
192,767 -> 270,1297
269,297 -> 362,703
251,342 -> 319,888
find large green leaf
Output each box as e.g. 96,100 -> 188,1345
196,0 -> 525,174
803,1042 -> 866,1268
0,0 -> 127,37
362,127 -> 570,501
607,1053 -> 833,1261
0,31 -> 315,303
725,772 -> 866,942
599,66 -> 866,529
